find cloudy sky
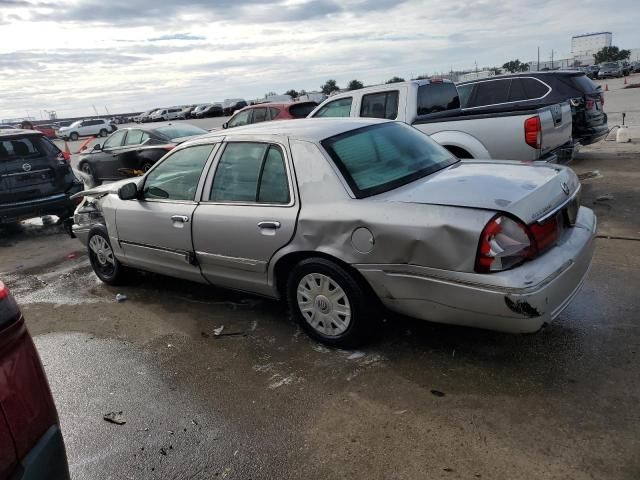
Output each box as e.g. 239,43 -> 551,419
1,0 -> 638,119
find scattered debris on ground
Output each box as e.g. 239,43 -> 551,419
103,411 -> 126,425
431,390 -> 445,397
594,193 -> 614,203
577,170 -> 602,181
115,293 -> 127,303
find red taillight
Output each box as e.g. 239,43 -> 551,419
475,215 -> 533,273
529,216 -> 559,253
524,116 -> 541,149
0,281 -> 8,300
430,78 -> 443,83
162,145 -> 175,152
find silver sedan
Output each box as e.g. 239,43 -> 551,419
71,118 -> 596,347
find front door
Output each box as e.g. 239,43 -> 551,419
115,143 -> 217,282
192,141 -> 298,295
92,130 -> 127,180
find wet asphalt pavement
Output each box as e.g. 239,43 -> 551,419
1,141 -> 639,479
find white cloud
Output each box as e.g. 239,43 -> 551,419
0,0 -> 638,118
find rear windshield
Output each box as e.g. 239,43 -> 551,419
321,122 -> 457,198
155,124 -> 207,140
601,62 -> 618,68
0,136 -> 48,160
289,102 -> 318,119
417,82 -> 460,115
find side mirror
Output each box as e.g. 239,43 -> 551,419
222,122 -> 228,129
92,143 -> 102,151
118,182 -> 139,200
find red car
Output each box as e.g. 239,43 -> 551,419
222,101 -> 318,129
0,281 -> 70,480
33,124 -> 57,139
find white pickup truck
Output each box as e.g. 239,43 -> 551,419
308,79 -> 574,162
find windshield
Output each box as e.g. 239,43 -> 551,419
155,124 -> 207,140
322,122 -> 457,198
70,120 -> 82,127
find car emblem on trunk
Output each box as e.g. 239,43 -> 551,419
22,163 -> 32,172
561,182 -> 570,195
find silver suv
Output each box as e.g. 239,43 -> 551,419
58,119 -> 116,140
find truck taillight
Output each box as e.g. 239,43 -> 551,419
524,116 -> 541,149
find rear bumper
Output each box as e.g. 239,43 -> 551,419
541,141 -> 576,164
577,122 -> 609,146
11,425 -> 70,480
0,184 -> 82,223
356,207 -> 597,333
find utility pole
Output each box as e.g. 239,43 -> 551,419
92,105 -> 100,117
537,46 -> 540,71
550,49 -> 554,69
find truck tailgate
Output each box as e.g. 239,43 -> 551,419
539,102 -> 572,156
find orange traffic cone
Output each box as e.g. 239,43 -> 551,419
76,136 -> 94,154
63,141 -> 71,161
605,83 -> 609,91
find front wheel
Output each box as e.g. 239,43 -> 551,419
69,132 -> 79,141
87,227 -> 129,285
287,257 -> 377,348
99,129 -> 108,137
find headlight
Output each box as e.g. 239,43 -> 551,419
74,202 -> 103,226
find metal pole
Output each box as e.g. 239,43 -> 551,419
537,46 -> 540,71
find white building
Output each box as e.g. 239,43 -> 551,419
571,32 -> 612,57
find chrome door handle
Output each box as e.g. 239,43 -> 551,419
171,215 -> 190,223
258,221 -> 280,229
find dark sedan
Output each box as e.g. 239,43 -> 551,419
77,124 -> 208,185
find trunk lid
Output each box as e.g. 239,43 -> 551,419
375,160 -> 580,224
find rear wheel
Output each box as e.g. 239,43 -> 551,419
70,132 -> 79,141
99,129 -> 108,137
287,257 -> 377,348
87,227 -> 128,285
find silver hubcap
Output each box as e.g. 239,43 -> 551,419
89,235 -> 114,266
297,273 -> 351,336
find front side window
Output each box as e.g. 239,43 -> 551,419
227,110 -> 251,128
417,82 -> 460,115
103,130 -> 127,149
210,143 -> 289,204
322,122 -> 456,198
360,91 -> 399,119
143,144 -> 213,201
313,97 -> 352,118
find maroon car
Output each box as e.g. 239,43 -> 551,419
0,281 -> 70,480
222,101 -> 318,129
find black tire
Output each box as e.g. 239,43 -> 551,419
87,226 -> 129,285
70,132 -> 79,141
286,257 -> 377,348
99,129 -> 108,137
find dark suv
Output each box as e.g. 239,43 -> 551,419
457,71 -> 608,145
0,128 -> 83,224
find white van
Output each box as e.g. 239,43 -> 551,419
149,108 -> 183,122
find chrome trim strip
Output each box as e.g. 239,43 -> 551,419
196,250 -> 265,267
536,184 -> 581,223
1,168 -> 51,178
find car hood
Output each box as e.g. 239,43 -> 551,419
71,177 -> 143,200
374,160 -> 580,224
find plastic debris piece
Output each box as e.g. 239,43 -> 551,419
431,390 -> 445,397
594,193 -> 614,202
213,326 -> 224,336
115,293 -> 127,303
347,351 -> 366,360
394,409 -> 408,415
103,411 -> 126,425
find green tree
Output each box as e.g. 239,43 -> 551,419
320,79 -> 339,95
285,89 -> 299,99
385,76 -> 405,84
593,46 -> 631,64
502,59 -> 529,73
347,79 -> 364,90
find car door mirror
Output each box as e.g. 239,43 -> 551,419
92,143 -> 102,151
222,122 -> 228,129
118,182 -> 139,200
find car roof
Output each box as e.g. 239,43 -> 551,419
0,128 -> 43,138
457,70 -> 587,84
248,101 -> 316,109
199,118 -> 391,142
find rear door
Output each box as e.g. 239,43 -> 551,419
193,140 -> 298,295
115,143 -> 217,282
0,134 -> 62,204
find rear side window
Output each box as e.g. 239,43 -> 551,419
313,97 -> 352,118
252,108 -> 268,123
125,130 -> 145,145
507,79 -> 527,101
471,79 -> 510,106
360,91 -> 399,119
269,107 -> 280,119
0,137 -> 42,159
417,83 -> 460,115
564,74 -> 599,93
288,103 -> 317,119
210,143 -> 289,204
521,78 -> 549,98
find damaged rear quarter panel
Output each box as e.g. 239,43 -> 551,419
271,139 -> 495,275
